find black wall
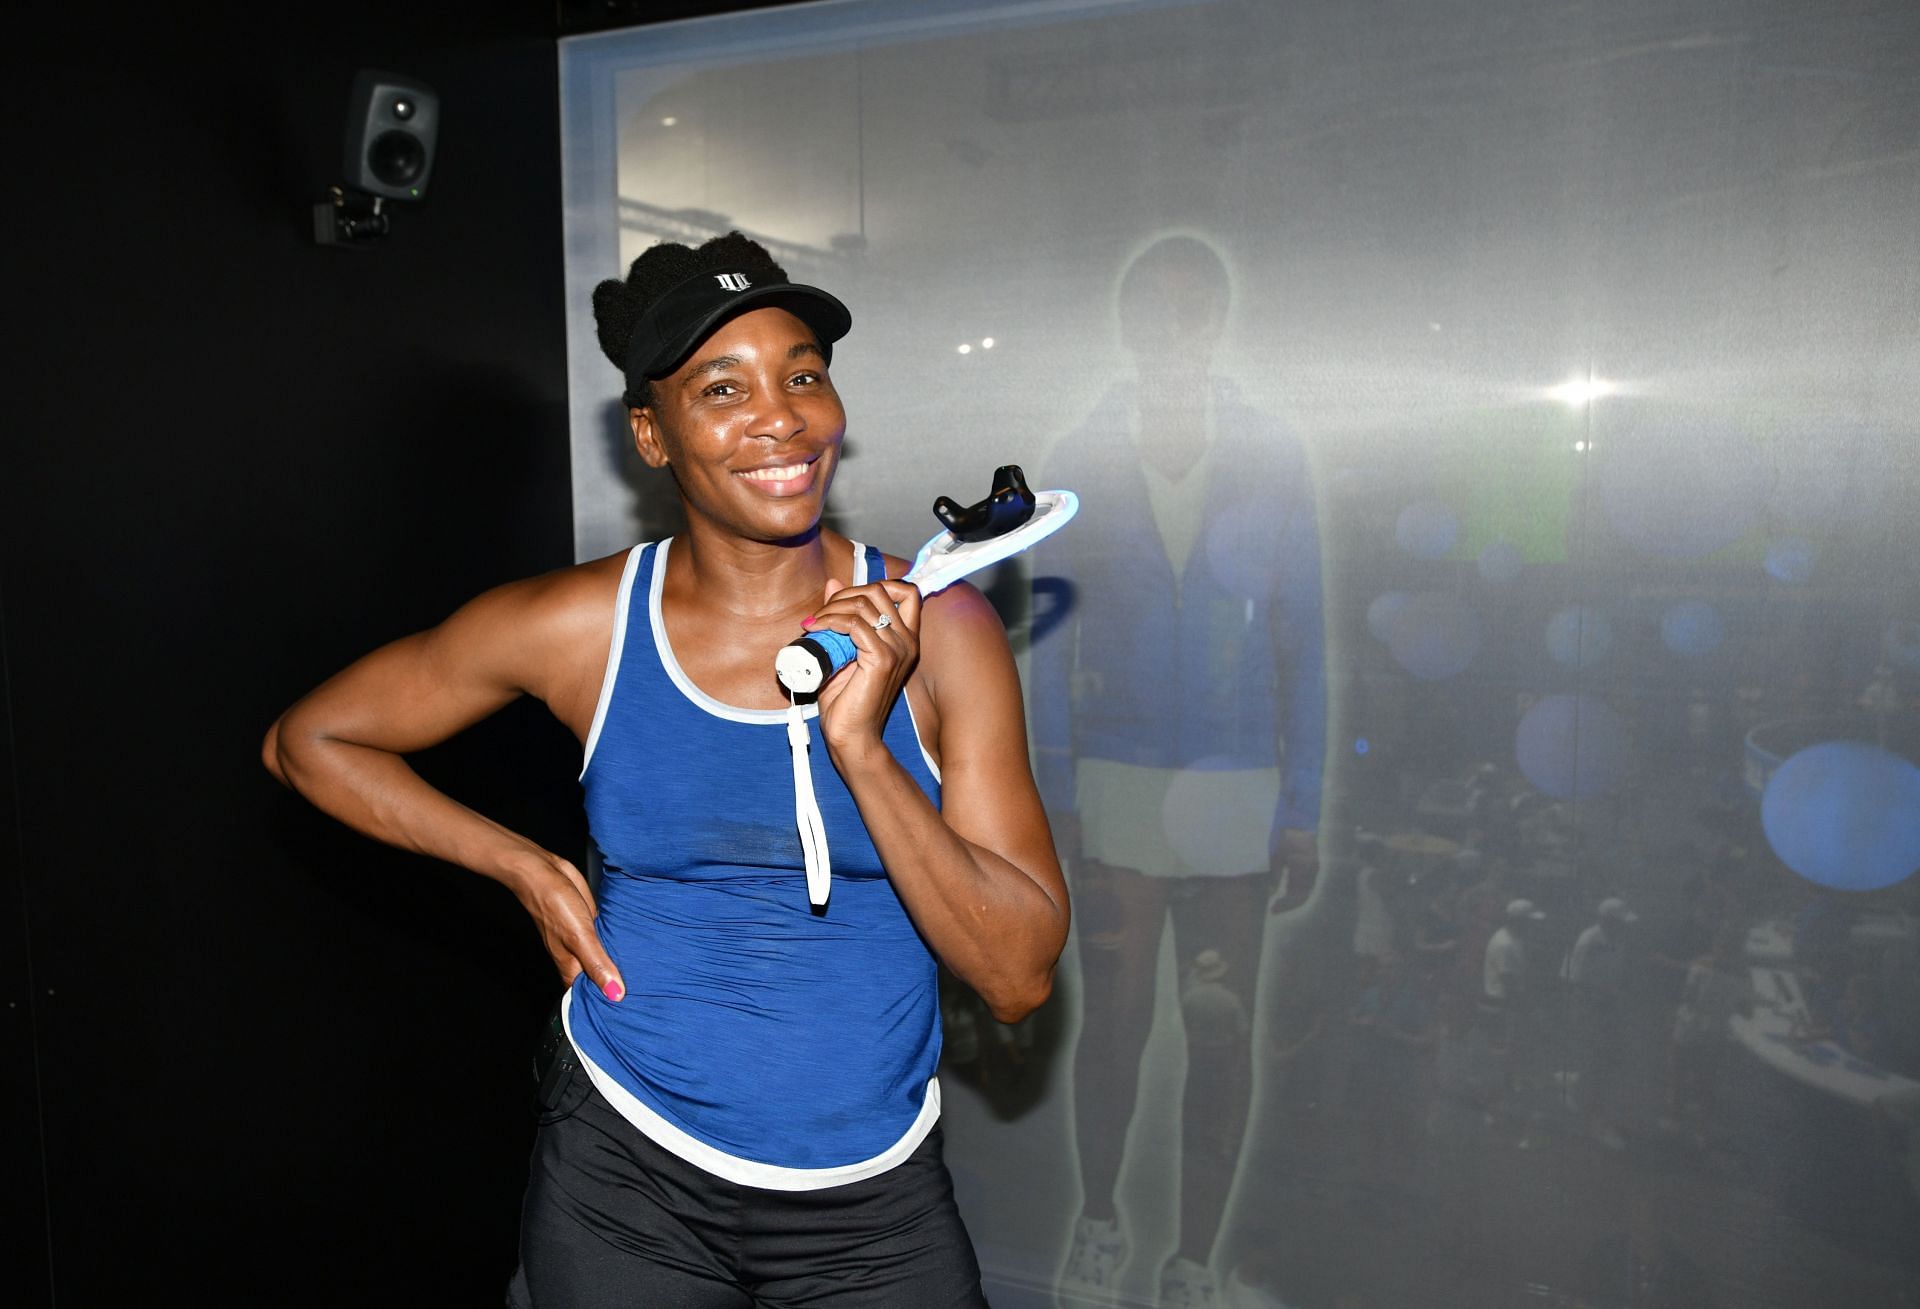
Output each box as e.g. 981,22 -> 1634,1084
6,7 -> 585,1302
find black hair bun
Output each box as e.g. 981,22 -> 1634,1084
591,230 -> 792,397
592,278 -> 639,368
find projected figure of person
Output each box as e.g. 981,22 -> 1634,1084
1031,235 -> 1325,1307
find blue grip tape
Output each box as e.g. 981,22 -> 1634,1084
806,628 -> 859,678
775,628 -> 862,694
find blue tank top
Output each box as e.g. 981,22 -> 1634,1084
563,538 -> 945,1190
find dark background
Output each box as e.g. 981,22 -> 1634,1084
1,2 -> 801,1303
15,3 -> 1916,1307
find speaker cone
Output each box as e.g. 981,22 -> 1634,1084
369,131 -> 426,188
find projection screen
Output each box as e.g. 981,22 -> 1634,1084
561,2 -> 1920,1305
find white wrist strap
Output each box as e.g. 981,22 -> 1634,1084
787,697 -> 831,907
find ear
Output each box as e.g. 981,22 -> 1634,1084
630,406 -> 670,469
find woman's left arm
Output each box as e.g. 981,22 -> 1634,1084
809,576 -> 1067,1024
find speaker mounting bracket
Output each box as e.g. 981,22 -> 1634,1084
314,185 -> 391,248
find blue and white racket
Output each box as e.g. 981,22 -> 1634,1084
775,465 -> 1079,694
775,465 -> 1078,907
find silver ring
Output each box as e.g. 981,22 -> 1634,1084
871,614 -> 893,631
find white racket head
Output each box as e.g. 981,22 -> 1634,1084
902,489 -> 1080,596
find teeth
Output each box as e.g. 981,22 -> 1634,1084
740,463 -> 809,483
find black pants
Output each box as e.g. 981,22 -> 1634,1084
506,1067 -> 987,1309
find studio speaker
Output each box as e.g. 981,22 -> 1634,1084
344,69 -> 438,201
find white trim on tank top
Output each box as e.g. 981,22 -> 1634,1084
581,537 -> 942,780
578,544 -> 646,780
562,986 -> 942,1191
650,535 -> 843,724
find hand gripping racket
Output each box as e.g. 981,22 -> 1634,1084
775,465 -> 1078,908
775,465 -> 1080,694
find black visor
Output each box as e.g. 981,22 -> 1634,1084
621,267 -> 852,404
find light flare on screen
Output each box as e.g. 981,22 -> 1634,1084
1546,375 -> 1618,406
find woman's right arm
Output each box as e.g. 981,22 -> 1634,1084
262,568 -> 626,1001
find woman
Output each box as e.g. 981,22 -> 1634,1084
263,232 -> 1067,1307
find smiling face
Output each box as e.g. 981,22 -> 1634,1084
629,306 -> 846,545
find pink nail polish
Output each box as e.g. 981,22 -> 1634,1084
800,615 -> 815,627
604,980 -> 624,1002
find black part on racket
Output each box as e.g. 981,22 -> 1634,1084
932,465 -> 1038,543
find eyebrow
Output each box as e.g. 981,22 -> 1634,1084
679,341 -> 826,389
679,353 -> 742,388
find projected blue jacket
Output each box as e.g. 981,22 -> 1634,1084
1029,378 -> 1325,837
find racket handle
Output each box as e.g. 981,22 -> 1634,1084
775,629 -> 859,695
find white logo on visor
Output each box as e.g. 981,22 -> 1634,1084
715,273 -> 752,292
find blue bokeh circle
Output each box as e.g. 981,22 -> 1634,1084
1662,600 -> 1726,657
1765,537 -> 1815,585
1760,741 -> 1920,892
1546,604 -> 1613,670
1387,591 -> 1482,681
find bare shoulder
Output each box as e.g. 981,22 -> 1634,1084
921,579 -> 1007,632
917,580 -> 1015,690
440,549 -> 621,635
503,549 -> 630,632
420,545 -> 629,714
269,549 -> 637,759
